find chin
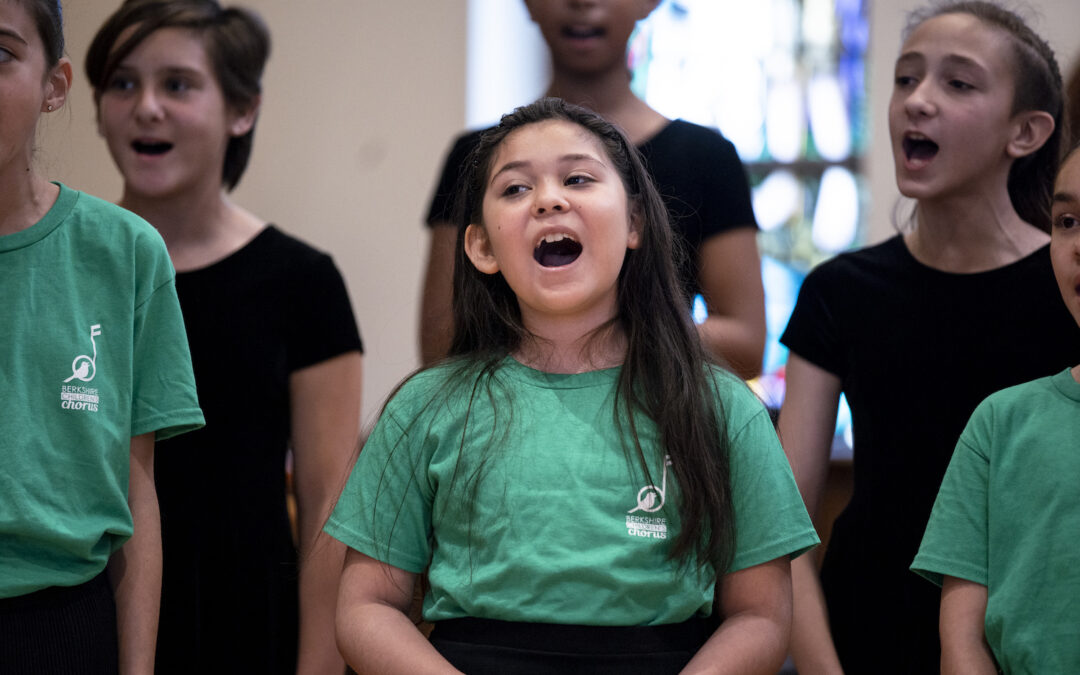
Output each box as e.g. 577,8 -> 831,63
124,180 -> 182,202
894,179 -> 928,200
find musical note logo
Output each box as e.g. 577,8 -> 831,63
64,324 -> 101,383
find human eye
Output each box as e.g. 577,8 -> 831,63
565,173 -> 595,186
1053,212 -> 1079,230
893,66 -> 919,88
164,76 -> 191,94
106,73 -> 135,93
0,46 -> 12,64
501,183 -> 529,197
947,79 -> 974,91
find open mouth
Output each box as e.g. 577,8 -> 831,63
562,25 -> 604,40
903,135 -> 939,162
534,233 -> 583,267
132,140 -> 173,156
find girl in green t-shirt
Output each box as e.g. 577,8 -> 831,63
330,98 -> 817,674
0,1 -> 203,671
913,144 -> 1080,674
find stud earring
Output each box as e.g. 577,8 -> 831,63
47,105 -> 54,111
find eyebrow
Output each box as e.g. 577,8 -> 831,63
113,62 -> 205,79
1052,191 -> 1078,205
489,153 -> 605,186
0,27 -> 29,46
895,51 -> 986,73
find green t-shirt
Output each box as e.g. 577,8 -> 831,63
0,184 -> 204,598
912,369 -> 1080,673
327,358 -> 817,625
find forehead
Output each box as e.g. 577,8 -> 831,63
115,25 -> 210,70
0,1 -> 39,42
901,12 -> 1015,72
492,119 -> 609,167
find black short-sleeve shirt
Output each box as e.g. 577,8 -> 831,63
155,226 -> 363,674
781,235 -> 1080,674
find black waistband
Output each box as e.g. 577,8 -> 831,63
0,572 -> 111,612
430,616 -> 709,655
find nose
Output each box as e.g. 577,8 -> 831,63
134,87 -> 164,122
904,80 -> 937,118
532,182 -> 570,216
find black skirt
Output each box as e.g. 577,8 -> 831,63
0,572 -> 119,674
429,616 -> 710,674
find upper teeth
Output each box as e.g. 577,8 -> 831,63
539,233 -> 575,246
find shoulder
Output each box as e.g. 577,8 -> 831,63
59,186 -> 173,278
809,235 -> 905,274
257,225 -> 330,261
248,226 -> 347,279
704,364 -> 768,430
645,120 -> 738,161
64,186 -> 164,247
1005,242 -> 1056,280
969,374 -> 1062,425
799,235 -> 908,292
384,359 -> 482,421
959,374 -> 1067,449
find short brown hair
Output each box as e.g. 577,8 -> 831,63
85,0 -> 270,191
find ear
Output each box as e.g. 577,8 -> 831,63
42,57 -> 73,114
1006,110 -> 1055,159
228,95 -> 261,137
627,201 -> 642,250
464,224 -> 500,275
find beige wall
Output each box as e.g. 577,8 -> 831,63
40,1 -> 1080,426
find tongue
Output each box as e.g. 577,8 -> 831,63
534,239 -> 582,267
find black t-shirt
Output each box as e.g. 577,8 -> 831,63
781,235 -> 1080,674
154,226 -> 362,674
426,119 -> 757,300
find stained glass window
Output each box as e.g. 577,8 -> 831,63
630,0 -> 869,452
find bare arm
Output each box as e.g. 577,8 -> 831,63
336,549 -> 461,674
776,354 -> 845,674
291,351 -> 364,675
940,576 -> 997,674
695,228 -> 766,380
419,224 -> 458,365
108,432 -> 160,675
682,557 -> 792,674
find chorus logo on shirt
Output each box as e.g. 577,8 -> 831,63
625,455 -> 669,539
60,324 -> 101,412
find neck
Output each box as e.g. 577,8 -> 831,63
546,69 -> 667,145
515,312 -> 626,374
120,182 -> 264,272
903,184 -> 1048,273
0,168 -> 59,237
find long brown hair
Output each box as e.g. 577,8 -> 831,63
443,98 -> 735,573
